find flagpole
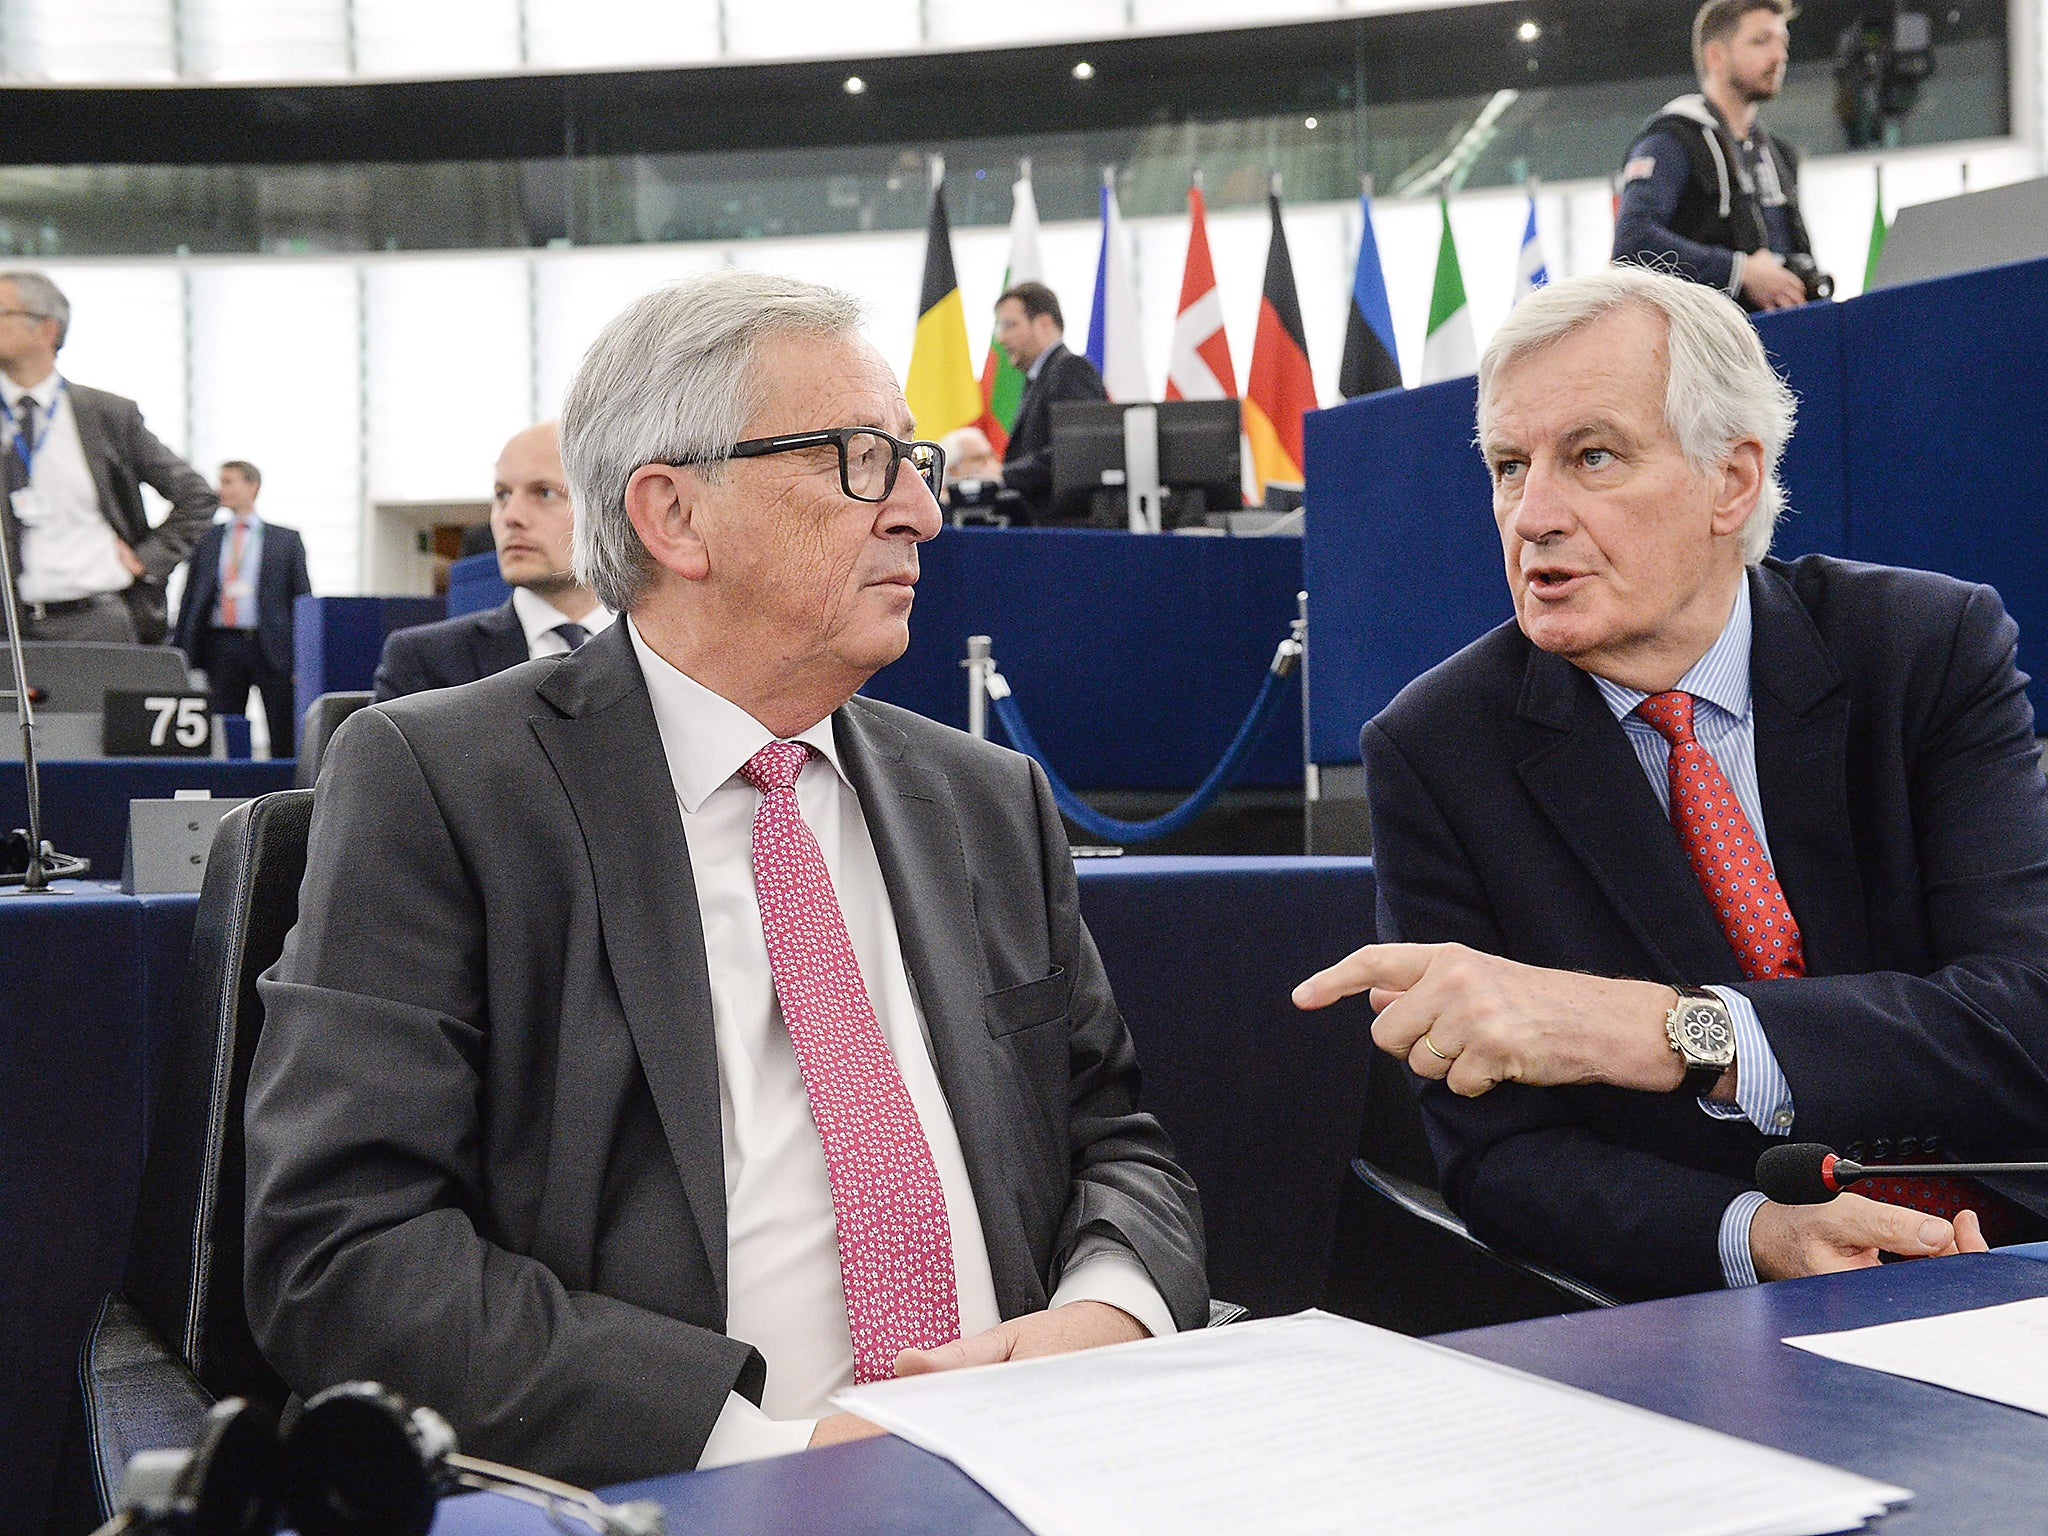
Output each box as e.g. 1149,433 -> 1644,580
1359,174 -> 1373,198
930,153 -> 944,190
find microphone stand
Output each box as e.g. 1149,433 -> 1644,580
0,511 -> 88,892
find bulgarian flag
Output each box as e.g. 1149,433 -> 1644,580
905,158 -> 984,441
977,162 -> 1043,454
1164,175 -> 1237,402
1244,181 -> 1317,497
1863,166 -> 1890,292
1420,195 -> 1477,384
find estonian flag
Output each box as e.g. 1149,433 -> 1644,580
905,159 -> 983,440
1338,185 -> 1402,398
1244,181 -> 1317,497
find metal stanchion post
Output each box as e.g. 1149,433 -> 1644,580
1297,589 -> 1316,855
963,635 -> 993,741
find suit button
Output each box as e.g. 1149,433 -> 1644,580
1896,1137 -> 1918,1158
1921,1133 -> 1941,1155
1846,1142 -> 1868,1161
1871,1139 -> 1892,1160
1774,1108 -> 1794,1129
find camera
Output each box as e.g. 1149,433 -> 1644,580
1785,252 -> 1835,302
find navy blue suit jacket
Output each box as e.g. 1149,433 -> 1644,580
1001,342 -> 1108,518
173,518 -> 311,676
1364,556 -> 2048,1299
372,599 -> 529,702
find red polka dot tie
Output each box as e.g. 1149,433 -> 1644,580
1636,691 -> 1805,983
1636,691 -> 2017,1241
741,741 -> 959,1383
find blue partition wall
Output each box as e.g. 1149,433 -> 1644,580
294,593 -> 445,715
1301,255 -> 2048,764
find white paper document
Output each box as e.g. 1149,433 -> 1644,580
835,1310 -> 1907,1536
1784,1295 -> 2048,1416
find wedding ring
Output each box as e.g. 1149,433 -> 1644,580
1422,1034 -> 1452,1062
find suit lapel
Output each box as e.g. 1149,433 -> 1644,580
1745,564 -> 1870,974
834,700 -> 1036,1302
65,386 -> 129,542
474,600 -> 530,677
1514,644 -> 1748,983
528,626 -> 733,1310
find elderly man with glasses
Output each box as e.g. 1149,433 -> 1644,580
245,270 -> 1207,1485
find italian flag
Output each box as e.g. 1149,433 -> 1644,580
1420,195 -> 1477,384
977,164 -> 1043,454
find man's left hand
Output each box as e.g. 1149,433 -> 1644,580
894,1300 -> 1147,1377
1294,941 -> 1689,1097
114,539 -> 145,579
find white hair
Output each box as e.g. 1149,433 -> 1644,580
0,270 -> 70,348
1476,265 -> 1798,565
560,270 -> 865,613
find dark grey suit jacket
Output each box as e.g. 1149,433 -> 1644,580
371,598 -> 530,701
245,622 -> 1206,1485
0,382 -> 219,639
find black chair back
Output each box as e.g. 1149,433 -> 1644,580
294,693 -> 372,788
123,788 -> 314,1400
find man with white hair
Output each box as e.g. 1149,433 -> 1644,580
245,270 -> 1205,1486
1296,265 -> 2048,1299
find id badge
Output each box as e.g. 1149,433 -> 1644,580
9,487 -> 49,526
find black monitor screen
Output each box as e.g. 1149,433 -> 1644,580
1050,399 -> 1242,524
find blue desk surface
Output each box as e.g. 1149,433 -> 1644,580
434,1255 -> 2048,1535
0,758 -> 296,877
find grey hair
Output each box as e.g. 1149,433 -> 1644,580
561,269 -> 866,613
0,270 -> 70,348
1476,264 -> 1797,564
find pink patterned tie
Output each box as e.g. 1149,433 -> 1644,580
740,741 -> 959,1382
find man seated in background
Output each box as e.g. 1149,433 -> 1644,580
1296,265 -> 2048,1300
372,420 -> 612,700
245,270 -> 1206,1486
992,281 -> 1106,523
174,460 -> 311,756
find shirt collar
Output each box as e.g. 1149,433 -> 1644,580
2,370 -> 61,413
1027,342 -> 1060,382
627,615 -> 842,815
511,585 -> 616,651
1592,577 -> 1753,727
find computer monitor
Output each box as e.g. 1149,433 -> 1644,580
1050,399 -> 1243,528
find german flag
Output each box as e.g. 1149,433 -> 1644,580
905,168 -> 983,441
1244,185 -> 1317,497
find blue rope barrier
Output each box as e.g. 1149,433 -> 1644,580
986,640 -> 1299,845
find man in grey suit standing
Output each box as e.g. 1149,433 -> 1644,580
0,270 -> 217,643
245,270 -> 1206,1486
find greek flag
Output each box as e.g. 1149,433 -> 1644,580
1513,195 -> 1549,307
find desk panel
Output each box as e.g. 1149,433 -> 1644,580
0,759 -> 295,878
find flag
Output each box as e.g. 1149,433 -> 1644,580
904,163 -> 983,440
1244,186 -> 1317,496
1086,172 -> 1148,402
977,165 -> 1043,453
1863,172 -> 1889,292
1338,186 -> 1401,397
1420,196 -> 1477,384
1512,194 -> 1549,307
1165,179 -> 1237,402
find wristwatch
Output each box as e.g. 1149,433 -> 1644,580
1665,985 -> 1736,1097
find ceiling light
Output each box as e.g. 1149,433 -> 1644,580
1072,60 -> 1095,80
1517,20 -> 1541,42
1304,116 -> 1319,130
843,75 -> 866,95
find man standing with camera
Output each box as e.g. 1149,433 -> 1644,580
1614,0 -> 1830,313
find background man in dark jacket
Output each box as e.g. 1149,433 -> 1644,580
992,281 -> 1108,523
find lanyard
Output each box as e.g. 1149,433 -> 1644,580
5,377 -> 65,481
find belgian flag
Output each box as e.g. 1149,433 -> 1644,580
905,165 -> 983,441
1244,185 -> 1318,496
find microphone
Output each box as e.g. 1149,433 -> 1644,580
1756,1142 -> 2048,1205
0,515 -> 89,891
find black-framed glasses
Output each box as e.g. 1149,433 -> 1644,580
708,427 -> 946,504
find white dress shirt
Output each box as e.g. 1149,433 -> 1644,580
1587,578 -> 1798,1288
511,585 -> 614,659
626,620 -> 1172,1467
3,371 -> 129,604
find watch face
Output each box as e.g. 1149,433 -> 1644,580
1676,1001 -> 1734,1061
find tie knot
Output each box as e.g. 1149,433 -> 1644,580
740,740 -> 811,794
1635,690 -> 1698,747
551,621 -> 590,651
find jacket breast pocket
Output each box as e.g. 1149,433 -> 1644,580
983,968 -> 1068,1037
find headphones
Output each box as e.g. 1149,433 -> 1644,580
92,1383 -> 666,1536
